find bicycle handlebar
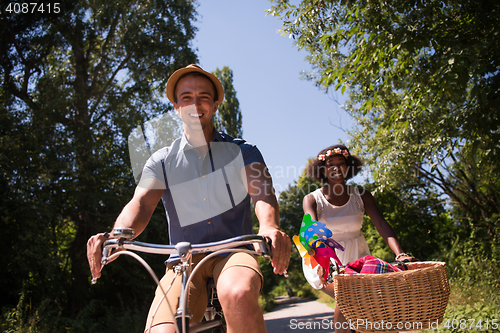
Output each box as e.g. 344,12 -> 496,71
96,232 -> 275,333
101,233 -> 273,266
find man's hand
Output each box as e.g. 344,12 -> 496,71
259,227 -> 291,275
86,232 -> 111,282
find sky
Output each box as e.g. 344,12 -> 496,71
191,0 -> 355,194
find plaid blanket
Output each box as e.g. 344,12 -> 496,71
344,255 -> 402,275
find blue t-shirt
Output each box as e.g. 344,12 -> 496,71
140,131 -> 266,262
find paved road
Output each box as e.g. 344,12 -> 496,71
264,298 -> 420,333
264,296 -> 337,332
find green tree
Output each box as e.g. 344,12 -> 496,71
0,0 -> 197,331
360,183 -> 455,262
267,0 -> 499,243
212,66 -> 243,138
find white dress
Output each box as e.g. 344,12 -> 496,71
302,185 -> 371,289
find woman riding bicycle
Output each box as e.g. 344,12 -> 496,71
301,144 -> 415,333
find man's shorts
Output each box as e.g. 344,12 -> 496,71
144,251 -> 262,332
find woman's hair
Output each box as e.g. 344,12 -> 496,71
306,144 -> 363,183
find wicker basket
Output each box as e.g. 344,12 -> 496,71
333,261 -> 450,332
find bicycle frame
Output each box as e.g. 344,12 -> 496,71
98,232 -> 272,333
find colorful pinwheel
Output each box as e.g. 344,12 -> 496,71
292,214 -> 344,281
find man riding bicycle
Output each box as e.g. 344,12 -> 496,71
87,64 -> 291,333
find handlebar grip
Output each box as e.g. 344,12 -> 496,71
102,245 -> 111,265
259,236 -> 272,260
100,229 -> 135,265
265,236 -> 272,251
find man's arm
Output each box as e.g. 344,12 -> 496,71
114,178 -> 165,234
244,162 -> 290,275
87,178 -> 164,280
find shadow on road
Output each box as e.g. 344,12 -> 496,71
264,296 -> 336,332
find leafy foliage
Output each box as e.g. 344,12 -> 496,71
267,0 -> 500,242
436,302 -> 500,333
0,0 -> 197,331
433,234 -> 500,332
360,183 -> 455,262
269,0 -> 500,320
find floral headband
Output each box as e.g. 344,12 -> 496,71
317,148 -> 350,161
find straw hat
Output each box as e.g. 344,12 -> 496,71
166,64 -> 224,105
